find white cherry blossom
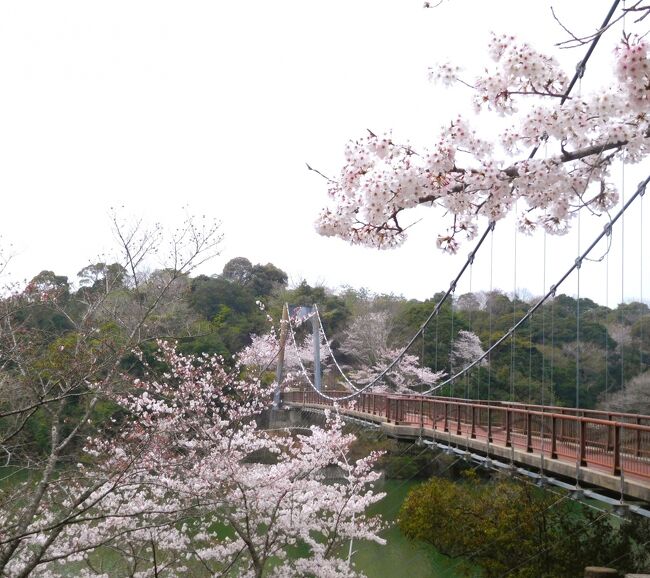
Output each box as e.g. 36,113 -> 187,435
316,30 -> 650,252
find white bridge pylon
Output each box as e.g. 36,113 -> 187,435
274,304 -> 322,407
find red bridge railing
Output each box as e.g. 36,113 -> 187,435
281,390 -> 650,481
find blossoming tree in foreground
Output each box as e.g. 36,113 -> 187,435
9,342 -> 383,577
316,18 -> 650,252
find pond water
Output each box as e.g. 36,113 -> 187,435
352,479 -> 479,578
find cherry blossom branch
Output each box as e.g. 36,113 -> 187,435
554,0 -> 632,48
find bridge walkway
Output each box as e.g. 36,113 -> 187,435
282,390 -> 650,503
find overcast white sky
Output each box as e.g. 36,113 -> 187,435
0,0 -> 647,306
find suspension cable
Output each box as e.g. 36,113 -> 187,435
309,222 -> 497,402
511,202 -> 518,403
576,211 -> 582,409
551,282 -> 556,407
559,0 -> 620,105
528,316 -> 533,404
434,304 -> 439,373
621,154 -> 626,394
639,191 -> 644,372
287,310 -> 322,392
421,0 -> 621,394
523,222 -> 535,405
542,232 -> 547,406
421,318 -> 427,396
463,263 -> 473,399
421,175 -> 650,395
304,175 -> 645,404
605,230 -> 611,405
450,286 -> 456,398
488,225 -> 494,402
541,230 -> 547,445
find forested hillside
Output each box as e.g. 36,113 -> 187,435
7,254 -> 648,466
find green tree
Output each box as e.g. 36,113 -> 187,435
631,314 -> 650,369
76,262 -> 128,294
221,257 -> 288,299
248,262 -> 288,298
399,473 -> 650,577
279,281 -> 351,335
187,275 -> 267,354
391,293 -> 466,379
17,271 -> 74,335
611,301 -> 650,326
222,256 -> 253,285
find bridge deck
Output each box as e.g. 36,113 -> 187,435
282,391 -> 650,503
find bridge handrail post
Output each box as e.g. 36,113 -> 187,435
487,407 -> 493,443
636,416 -> 642,457
613,423 -> 621,476
444,403 -> 449,433
505,409 -> 512,447
471,405 -> 476,439
526,412 -> 533,453
580,420 -> 588,467
420,395 -> 424,431
456,402 -> 462,435
387,398 -> 392,423
607,414 -> 614,451
432,400 -> 438,431
551,416 -> 558,459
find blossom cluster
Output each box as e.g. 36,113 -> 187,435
316,31 -> 650,252
451,330 -> 487,369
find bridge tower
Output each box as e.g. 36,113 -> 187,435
273,304 -> 290,407
274,304 -> 322,407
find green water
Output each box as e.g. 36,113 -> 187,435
352,479 -> 479,578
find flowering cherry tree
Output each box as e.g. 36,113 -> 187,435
451,330 -> 487,371
348,348 -> 445,394
316,20 -> 650,252
238,314 -> 331,392
5,342 -> 383,578
0,219 -> 383,577
340,311 -> 444,393
0,214 -> 225,578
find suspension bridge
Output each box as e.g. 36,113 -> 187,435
266,0 -> 650,514
273,164 -> 650,507
275,201 -> 650,505
280,390 -> 650,506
